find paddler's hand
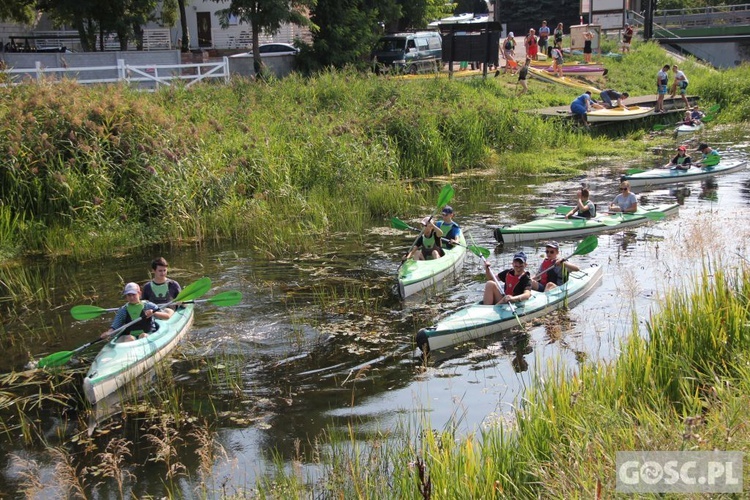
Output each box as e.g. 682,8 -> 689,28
101,329 -> 113,340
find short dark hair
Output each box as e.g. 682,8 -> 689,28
622,92 -> 629,98
151,257 -> 169,270
581,188 -> 590,197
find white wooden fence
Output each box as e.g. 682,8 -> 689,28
1,58 -> 230,89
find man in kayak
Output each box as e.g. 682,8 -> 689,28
405,217 -> 444,261
483,252 -> 532,305
101,282 -> 170,342
565,188 -> 596,219
531,241 -> 581,293
599,89 -> 629,108
695,143 -> 721,168
436,205 -> 461,249
669,145 -> 692,171
609,181 -> 638,213
141,256 -> 182,318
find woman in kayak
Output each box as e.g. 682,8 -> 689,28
404,217 -> 444,261
483,252 -> 532,305
530,241 -> 581,293
669,145 -> 692,171
609,181 -> 638,213
101,282 -> 170,342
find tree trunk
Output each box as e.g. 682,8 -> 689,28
251,22 -> 266,79
178,0 -> 190,52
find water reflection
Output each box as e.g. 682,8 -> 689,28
669,186 -> 692,205
699,178 -> 719,201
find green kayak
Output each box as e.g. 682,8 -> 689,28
83,304 -> 194,404
398,233 -> 467,298
494,203 -> 679,244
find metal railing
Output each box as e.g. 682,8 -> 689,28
1,58 -> 230,89
654,3 -> 750,30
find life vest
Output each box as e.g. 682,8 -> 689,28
504,271 -> 522,296
538,259 -> 556,286
422,232 -> 437,249
124,301 -> 151,336
147,281 -> 171,305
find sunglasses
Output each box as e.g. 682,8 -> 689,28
621,187 -> 629,191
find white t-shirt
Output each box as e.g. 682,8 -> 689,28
613,192 -> 637,211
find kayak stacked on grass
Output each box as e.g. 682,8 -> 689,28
83,304 -> 195,404
415,266 -> 603,352
622,160 -> 748,187
398,233 -> 467,298
494,203 -> 679,244
527,67 -> 602,93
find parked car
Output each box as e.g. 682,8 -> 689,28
371,32 -> 442,74
230,43 -> 299,58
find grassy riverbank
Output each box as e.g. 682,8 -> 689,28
247,261 -> 750,498
1,42 -> 749,267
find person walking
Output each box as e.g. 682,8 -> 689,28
550,45 -> 564,78
517,58 -> 531,95
656,64 -> 670,113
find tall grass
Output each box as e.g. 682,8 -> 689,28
248,262 -> 750,498
2,49 -> 745,262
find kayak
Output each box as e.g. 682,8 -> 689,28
527,67 -> 602,93
415,266 -> 603,352
675,122 -> 704,136
398,233 -> 467,298
541,65 -> 607,77
83,304 -> 194,404
622,160 -> 748,188
587,105 -> 654,123
494,203 -> 679,244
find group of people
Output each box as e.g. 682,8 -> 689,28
668,143 -> 721,170
403,206 -> 461,261
100,257 -> 182,343
656,64 -> 690,113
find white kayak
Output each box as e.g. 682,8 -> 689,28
398,233 -> 467,298
622,160 -> 748,187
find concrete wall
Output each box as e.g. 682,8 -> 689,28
678,41 -> 746,68
226,53 -> 297,78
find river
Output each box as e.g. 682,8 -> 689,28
1,133 -> 748,497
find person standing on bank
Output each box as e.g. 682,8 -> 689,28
610,181 -> 638,213
517,58 -> 531,95
583,28 -> 594,63
656,64 -> 670,113
525,29 -> 539,61
554,23 -> 564,50
570,91 -> 602,126
101,283 -> 170,342
622,24 -> 634,52
550,45 -> 564,78
538,21 -> 551,56
670,65 -> 690,109
141,256 -> 182,318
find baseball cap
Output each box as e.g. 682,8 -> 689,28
545,241 -> 559,249
122,282 -> 140,296
513,252 -> 527,263
442,205 -> 454,215
678,145 -> 687,151
697,143 -> 708,151
422,216 -> 432,226
509,32 -> 514,37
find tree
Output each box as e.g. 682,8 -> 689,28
0,0 -> 37,25
177,0 -> 190,51
212,0 -> 317,76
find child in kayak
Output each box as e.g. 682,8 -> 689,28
101,282 -> 170,342
404,217 -> 444,261
669,145 -> 692,171
483,252 -> 532,305
565,188 -> 596,219
530,241 -> 581,293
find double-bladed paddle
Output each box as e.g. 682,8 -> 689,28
70,289 -> 241,320
534,236 -> 599,279
396,185 -> 454,268
652,103 -> 721,131
390,216 -> 489,258
535,206 -> 573,216
38,277 -> 214,369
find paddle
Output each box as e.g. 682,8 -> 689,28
605,210 -> 665,221
625,168 -> 645,175
535,206 -> 573,216
69,287 -> 238,320
469,234 -> 524,329
397,185 -> 454,267
534,236 -> 598,279
38,277 -> 212,369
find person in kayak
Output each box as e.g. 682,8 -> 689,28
100,282 -> 170,342
609,181 -> 638,213
565,188 -> 596,219
405,217 -> 444,261
436,205 -> 461,249
669,145 -> 692,171
695,143 -> 721,168
141,256 -> 182,318
483,252 -> 532,305
530,241 -> 581,293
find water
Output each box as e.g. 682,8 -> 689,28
1,137 -> 748,496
